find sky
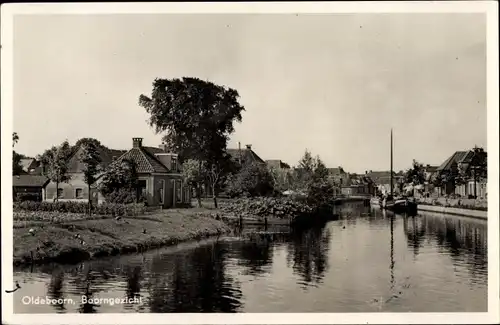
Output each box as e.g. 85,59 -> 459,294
12,13 -> 487,173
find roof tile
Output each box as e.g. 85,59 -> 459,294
13,175 -> 50,187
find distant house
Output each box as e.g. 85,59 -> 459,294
327,167 -> 348,186
227,144 -> 266,168
20,158 -> 38,174
13,175 -> 50,202
436,149 -> 487,198
45,138 -> 191,208
341,173 -> 375,197
44,143 -> 127,203
366,170 -> 403,195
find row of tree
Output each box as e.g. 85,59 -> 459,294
12,77 -> 337,210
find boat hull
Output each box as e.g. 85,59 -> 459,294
387,199 -> 418,215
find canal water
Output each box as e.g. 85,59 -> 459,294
12,202 -> 487,313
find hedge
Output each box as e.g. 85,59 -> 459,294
13,201 -> 147,216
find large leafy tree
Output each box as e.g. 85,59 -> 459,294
404,159 -> 426,186
80,141 -> 102,214
294,149 -> 315,190
312,155 -> 329,182
39,141 -> 72,201
139,77 -> 245,205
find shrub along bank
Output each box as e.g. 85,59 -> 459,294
217,196 -> 337,226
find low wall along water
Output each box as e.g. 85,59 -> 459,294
417,201 -> 487,219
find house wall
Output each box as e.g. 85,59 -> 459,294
13,186 -> 44,201
44,173 -> 91,202
149,174 -> 191,208
44,172 -> 192,207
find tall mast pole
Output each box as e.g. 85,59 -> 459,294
390,129 -> 394,196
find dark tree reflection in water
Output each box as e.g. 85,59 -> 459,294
403,216 -> 427,257
147,242 -> 243,312
236,238 -> 273,276
286,225 -> 332,288
416,214 -> 488,280
46,268 -> 65,313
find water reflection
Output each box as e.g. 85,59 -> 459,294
13,202 -> 488,313
147,242 -> 243,312
389,215 -> 395,290
411,212 -> 488,281
286,226 -> 331,288
46,269 -> 65,313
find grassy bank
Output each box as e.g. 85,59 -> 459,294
13,208 -> 231,267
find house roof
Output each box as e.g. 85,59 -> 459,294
266,159 -> 290,169
111,146 -> 171,174
425,166 -> 439,173
327,167 -> 346,175
13,175 -> 50,187
67,144 -> 127,172
437,151 -> 469,171
227,148 -> 265,165
20,158 -> 37,172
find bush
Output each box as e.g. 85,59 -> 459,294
219,197 -> 314,219
104,188 -> 146,204
225,163 -> 276,198
305,180 -> 335,208
13,201 -> 146,216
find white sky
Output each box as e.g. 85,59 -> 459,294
12,13 -> 486,173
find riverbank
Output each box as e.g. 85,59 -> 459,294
13,208 -> 231,267
417,203 -> 487,219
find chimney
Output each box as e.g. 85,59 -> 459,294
158,142 -> 168,152
246,144 -> 252,150
132,138 -> 143,148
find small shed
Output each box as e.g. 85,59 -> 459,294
13,175 -> 50,202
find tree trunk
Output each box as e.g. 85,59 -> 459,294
473,167 -> 477,198
55,179 -> 59,203
212,183 -> 218,209
196,184 -> 202,208
88,183 -> 92,215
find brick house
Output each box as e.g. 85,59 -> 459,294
44,144 -> 126,203
45,138 -> 191,208
341,173 -> 375,197
435,149 -> 487,198
327,167 -> 348,186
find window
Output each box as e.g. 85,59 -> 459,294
171,157 -> 178,172
159,180 -> 165,204
176,180 -> 182,203
75,188 -> 83,199
57,189 -> 64,199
